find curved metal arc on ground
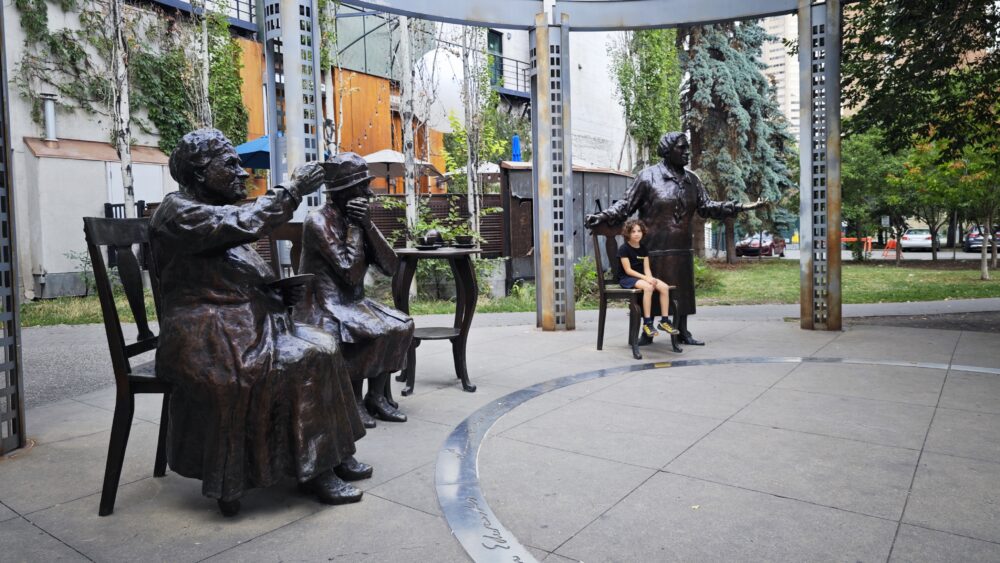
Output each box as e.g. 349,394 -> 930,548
435,355 -> 997,562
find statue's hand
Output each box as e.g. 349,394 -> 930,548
742,197 -> 765,211
345,197 -> 370,223
585,214 -> 602,228
289,162 -> 325,195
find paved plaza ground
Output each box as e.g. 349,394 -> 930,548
3,301 -> 1000,561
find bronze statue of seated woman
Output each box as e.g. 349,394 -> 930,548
294,152 -> 414,428
150,129 -> 372,516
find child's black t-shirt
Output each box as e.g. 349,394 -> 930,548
617,242 -> 648,279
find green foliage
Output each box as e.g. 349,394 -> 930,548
380,194 -> 499,245
132,45 -> 196,153
843,1 -> 1000,153
693,256 -> 721,291
208,11 -> 248,146
842,128 -> 905,260
679,22 -> 796,241
63,250 -> 96,297
609,29 -> 682,167
573,256 -> 598,303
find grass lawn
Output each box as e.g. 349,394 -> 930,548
20,259 -> 1000,327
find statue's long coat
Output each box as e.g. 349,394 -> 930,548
593,162 -> 742,316
294,205 -> 413,380
150,190 -> 365,502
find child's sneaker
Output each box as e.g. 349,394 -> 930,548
642,322 -> 659,337
657,319 -> 680,335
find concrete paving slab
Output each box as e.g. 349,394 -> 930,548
814,326 -> 961,364
0,517 -> 89,562
775,363 -> 946,406
733,387 -> 936,449
73,386 -> 165,424
939,370 -> 1000,414
890,524 -> 1000,562
499,397 -> 719,469
711,322 -> 838,357
202,494 -> 468,562
589,370 -> 767,419
23,399 -> 120,445
660,362 -> 800,387
904,452 -> 1000,543
489,393 -> 578,435
366,462 -> 439,517
28,475 -> 321,562
666,422 -> 919,520
0,500 -> 18,522
924,408 -> 1000,464
543,552 -> 580,562
952,331 -> 1000,369
555,472 -> 896,562
478,352 -> 638,391
0,422 -> 161,514
351,418 -> 452,491
400,382 -> 519,428
478,435 -> 656,552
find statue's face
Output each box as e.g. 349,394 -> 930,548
199,143 -> 249,204
668,137 -> 690,168
331,181 -> 374,206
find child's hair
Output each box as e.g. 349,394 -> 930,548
622,218 -> 647,237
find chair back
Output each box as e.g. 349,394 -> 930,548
589,223 -> 626,294
82,217 -> 160,388
269,222 -> 304,276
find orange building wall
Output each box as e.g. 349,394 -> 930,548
238,38 -> 268,197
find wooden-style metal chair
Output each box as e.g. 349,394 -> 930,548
589,224 -> 680,360
83,217 -> 169,516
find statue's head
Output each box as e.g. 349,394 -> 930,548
322,152 -> 374,205
169,129 -> 249,205
657,132 -> 690,168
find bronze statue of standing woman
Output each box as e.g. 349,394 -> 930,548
587,132 -> 763,345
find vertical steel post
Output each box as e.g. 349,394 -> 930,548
798,0 -> 842,330
530,12 -> 575,331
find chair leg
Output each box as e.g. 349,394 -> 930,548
99,394 -> 135,516
401,339 -> 420,396
669,298 -> 683,353
597,297 -> 607,351
153,392 -> 169,477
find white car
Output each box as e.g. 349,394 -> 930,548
900,228 -> 941,250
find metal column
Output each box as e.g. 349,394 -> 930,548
530,12 -> 575,331
0,6 -> 26,455
798,0 -> 841,330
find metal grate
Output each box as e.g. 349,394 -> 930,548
0,30 -> 25,454
809,19 -> 828,326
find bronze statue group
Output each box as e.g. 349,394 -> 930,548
151,129 -> 759,516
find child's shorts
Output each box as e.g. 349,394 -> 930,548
619,276 -> 639,289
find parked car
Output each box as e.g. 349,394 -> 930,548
900,228 -> 942,251
963,225 -> 999,252
735,232 -> 786,257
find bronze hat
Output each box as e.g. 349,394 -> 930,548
320,152 -> 374,192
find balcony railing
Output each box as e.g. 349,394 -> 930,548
147,0 -> 256,31
489,54 -> 531,97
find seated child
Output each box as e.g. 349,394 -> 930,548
618,218 -> 680,338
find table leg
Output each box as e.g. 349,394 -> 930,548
392,256 -> 418,314
448,257 -> 478,392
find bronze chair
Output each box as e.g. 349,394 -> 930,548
589,226 -> 680,360
83,217 -> 169,516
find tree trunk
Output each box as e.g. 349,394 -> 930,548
894,227 -> 902,266
399,16 -> 417,234
981,231 -> 990,280
929,225 -> 938,261
194,0 -> 212,127
462,28 -> 480,232
724,216 -> 736,264
110,0 -> 135,218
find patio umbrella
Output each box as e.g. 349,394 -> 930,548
235,135 -> 271,169
511,134 -> 522,161
363,149 -> 444,179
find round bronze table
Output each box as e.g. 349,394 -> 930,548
392,247 -> 479,395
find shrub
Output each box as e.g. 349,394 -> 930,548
694,256 -> 722,291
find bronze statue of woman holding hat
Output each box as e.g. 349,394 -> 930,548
294,152 -> 414,427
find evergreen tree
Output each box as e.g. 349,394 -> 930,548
609,29 -> 682,169
678,22 -> 795,263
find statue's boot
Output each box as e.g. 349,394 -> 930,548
301,471 -> 363,505
365,373 -> 407,423
637,333 -> 654,346
217,498 -> 241,517
677,315 -> 705,346
353,380 -> 376,428
334,455 -> 373,481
